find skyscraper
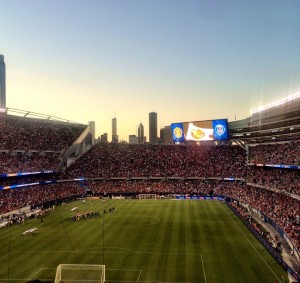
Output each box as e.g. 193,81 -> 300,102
160,125 -> 172,144
129,134 -> 139,144
138,123 -> 144,144
0,55 -> 6,109
100,133 -> 108,143
112,117 -> 118,143
149,112 -> 157,144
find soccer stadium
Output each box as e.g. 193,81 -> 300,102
0,92 -> 299,283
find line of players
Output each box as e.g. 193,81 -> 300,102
71,206 -> 115,221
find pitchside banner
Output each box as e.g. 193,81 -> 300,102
171,119 -> 229,142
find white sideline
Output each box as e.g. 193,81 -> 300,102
218,201 -> 283,283
200,254 -> 207,283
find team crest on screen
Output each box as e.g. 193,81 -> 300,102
215,124 -> 225,136
173,127 -> 183,138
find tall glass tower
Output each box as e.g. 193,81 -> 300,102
149,112 -> 157,144
138,123 -> 144,144
112,117 -> 118,143
0,55 -> 6,109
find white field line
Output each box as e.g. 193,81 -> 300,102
105,269 -> 190,283
105,281 -> 190,283
8,249 -> 203,256
218,201 -> 282,283
136,270 -> 143,282
1,268 -> 140,283
200,254 -> 207,283
0,279 -> 53,281
0,251 -> 11,261
27,267 -> 55,281
107,268 -> 142,271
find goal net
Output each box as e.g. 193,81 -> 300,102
138,194 -> 157,199
55,264 -> 105,283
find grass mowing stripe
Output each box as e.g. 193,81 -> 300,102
138,201 -> 163,281
123,206 -> 154,281
218,201 -> 284,283
158,200 -> 174,282
54,207 -> 83,266
176,200 -> 186,281
186,201 -> 203,282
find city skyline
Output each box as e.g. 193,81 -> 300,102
1,1 -> 300,141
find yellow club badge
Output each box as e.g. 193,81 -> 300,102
173,127 -> 183,138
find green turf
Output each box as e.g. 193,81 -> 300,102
0,199 -> 289,283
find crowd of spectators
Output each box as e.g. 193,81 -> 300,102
63,143 -> 247,179
217,183 -> 300,253
247,166 -> 300,196
229,201 -> 283,255
0,115 -> 86,151
0,182 -> 84,214
249,141 -> 300,165
0,151 -> 60,173
86,179 -> 222,195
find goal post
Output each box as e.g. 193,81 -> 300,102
138,194 -> 157,199
55,264 -> 105,283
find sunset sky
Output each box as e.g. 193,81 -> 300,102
1,0 -> 300,141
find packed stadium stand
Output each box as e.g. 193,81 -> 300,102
0,151 -> 61,173
62,143 -> 246,179
0,94 -> 300,279
0,182 -> 85,215
0,111 -> 86,151
247,166 -> 300,195
248,141 -> 300,165
0,108 -> 88,173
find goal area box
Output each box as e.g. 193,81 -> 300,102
55,264 -> 105,283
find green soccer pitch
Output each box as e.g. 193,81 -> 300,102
0,199 -> 289,283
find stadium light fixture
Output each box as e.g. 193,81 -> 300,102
250,92 -> 300,115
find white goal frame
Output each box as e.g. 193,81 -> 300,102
138,194 -> 157,199
55,264 -> 105,283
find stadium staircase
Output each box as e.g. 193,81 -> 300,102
57,125 -> 92,171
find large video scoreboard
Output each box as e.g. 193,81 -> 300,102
171,119 -> 229,142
